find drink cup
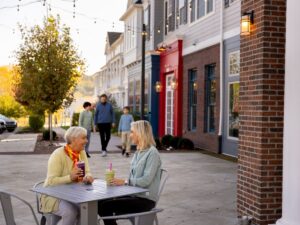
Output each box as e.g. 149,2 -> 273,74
105,169 -> 115,185
76,161 -> 85,182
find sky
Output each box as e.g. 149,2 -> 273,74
0,0 -> 127,75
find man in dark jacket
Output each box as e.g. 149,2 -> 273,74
94,94 -> 115,157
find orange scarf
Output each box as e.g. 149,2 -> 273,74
65,144 -> 80,167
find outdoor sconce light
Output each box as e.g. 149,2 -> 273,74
171,77 -> 178,90
241,10 -> 254,35
155,81 -> 162,93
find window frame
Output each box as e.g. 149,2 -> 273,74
188,0 -> 214,25
188,69 -> 198,131
204,64 -> 216,133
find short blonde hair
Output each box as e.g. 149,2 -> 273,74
64,126 -> 87,144
131,120 -> 156,150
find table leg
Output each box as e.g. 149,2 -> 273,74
80,201 -> 98,225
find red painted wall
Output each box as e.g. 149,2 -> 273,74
158,40 -> 183,137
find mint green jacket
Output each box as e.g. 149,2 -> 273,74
128,146 -> 162,202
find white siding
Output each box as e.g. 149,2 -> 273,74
223,0 -> 241,35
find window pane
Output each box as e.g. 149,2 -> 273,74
207,0 -> 213,13
188,69 -> 197,131
229,83 -> 239,138
197,0 -> 205,19
190,0 -> 196,22
205,64 -> 216,133
229,51 -> 240,76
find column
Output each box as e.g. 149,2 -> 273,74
276,0 -> 300,225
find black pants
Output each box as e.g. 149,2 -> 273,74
97,123 -> 111,151
98,196 -> 156,225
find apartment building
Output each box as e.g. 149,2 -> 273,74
94,32 -> 126,108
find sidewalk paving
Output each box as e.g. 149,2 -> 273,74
0,133 -> 38,153
0,127 -> 238,225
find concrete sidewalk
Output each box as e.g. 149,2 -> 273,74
53,127 -> 124,154
0,133 -> 38,153
0,152 -> 238,225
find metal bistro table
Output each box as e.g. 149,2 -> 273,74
31,179 -> 148,225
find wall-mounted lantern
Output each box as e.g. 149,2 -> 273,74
241,10 -> 254,35
155,81 -> 162,93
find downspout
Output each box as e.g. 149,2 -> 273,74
218,0 -> 224,153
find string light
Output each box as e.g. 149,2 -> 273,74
1,0 -> 165,38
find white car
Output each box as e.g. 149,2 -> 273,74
0,119 -> 6,134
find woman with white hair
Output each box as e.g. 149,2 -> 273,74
98,120 -> 162,225
40,126 -> 94,225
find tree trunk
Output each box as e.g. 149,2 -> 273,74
49,112 -> 53,145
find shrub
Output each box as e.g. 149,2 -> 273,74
29,114 -> 45,131
155,137 -> 162,149
71,112 -> 80,126
178,138 -> 194,150
161,134 -> 173,147
42,130 -> 57,140
111,109 -> 123,134
170,136 -> 182,149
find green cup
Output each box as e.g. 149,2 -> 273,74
105,169 -> 115,185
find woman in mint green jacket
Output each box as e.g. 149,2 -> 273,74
98,120 -> 162,225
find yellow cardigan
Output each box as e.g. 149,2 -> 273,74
40,146 -> 92,213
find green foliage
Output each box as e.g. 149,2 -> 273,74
71,112 -> 80,126
111,109 -> 123,133
14,15 -> 85,115
29,114 -> 45,131
0,95 -> 26,118
42,130 -> 57,140
170,136 -> 182,149
161,134 -> 173,147
178,138 -> 194,150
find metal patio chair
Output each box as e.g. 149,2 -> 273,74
33,181 -> 61,225
0,190 -> 39,225
99,168 -> 169,225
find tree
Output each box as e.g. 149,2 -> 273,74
0,95 -> 26,118
0,66 -> 26,118
14,15 -> 85,142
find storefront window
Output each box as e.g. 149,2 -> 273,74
205,64 -> 216,133
128,78 -> 134,110
135,79 -> 141,113
188,69 -> 197,131
228,82 -> 239,138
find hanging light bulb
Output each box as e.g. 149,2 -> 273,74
157,28 -> 161,34
43,0 -> 46,6
17,5 -> 20,11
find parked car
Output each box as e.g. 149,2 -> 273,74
0,119 -> 6,134
0,114 -> 17,132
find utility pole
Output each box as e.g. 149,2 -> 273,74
141,23 -> 146,120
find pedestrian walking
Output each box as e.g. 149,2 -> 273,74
94,94 -> 115,157
118,106 -> 134,157
79,101 -> 94,158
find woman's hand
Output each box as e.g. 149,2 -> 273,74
83,176 -> 94,184
70,167 -> 82,182
110,178 -> 125,186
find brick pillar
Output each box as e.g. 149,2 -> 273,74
237,1 -> 286,225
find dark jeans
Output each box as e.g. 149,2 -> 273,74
97,123 -> 111,151
98,196 -> 156,225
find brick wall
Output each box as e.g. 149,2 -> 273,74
238,0 -> 286,224
182,44 -> 220,153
